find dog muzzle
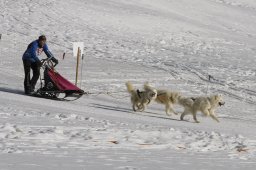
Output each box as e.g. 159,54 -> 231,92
219,102 -> 225,106
151,92 -> 156,97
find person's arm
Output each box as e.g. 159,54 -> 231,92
43,44 -> 58,64
43,44 -> 53,58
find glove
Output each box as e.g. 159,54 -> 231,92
51,57 -> 59,64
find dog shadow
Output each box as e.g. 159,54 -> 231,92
90,103 -> 189,122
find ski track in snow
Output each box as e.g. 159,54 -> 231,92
0,0 -> 256,169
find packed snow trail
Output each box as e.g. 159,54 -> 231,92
0,57 -> 255,169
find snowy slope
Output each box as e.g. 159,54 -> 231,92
0,0 -> 256,169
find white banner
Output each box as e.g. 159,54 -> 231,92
72,42 -> 84,57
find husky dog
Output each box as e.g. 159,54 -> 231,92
179,94 -> 225,123
144,84 -> 181,116
126,82 -> 157,112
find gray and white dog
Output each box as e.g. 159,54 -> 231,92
126,82 -> 157,112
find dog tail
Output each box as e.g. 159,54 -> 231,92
126,81 -> 135,93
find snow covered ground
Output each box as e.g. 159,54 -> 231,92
0,0 -> 256,169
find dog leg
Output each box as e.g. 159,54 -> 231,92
165,104 -> 171,116
170,107 -> 178,115
180,110 -> 189,121
139,103 -> 146,112
202,109 -> 210,117
135,101 -> 145,112
210,114 -> 219,122
165,104 -> 169,115
133,104 -> 138,112
209,110 -> 220,122
165,103 -> 177,116
192,112 -> 200,123
174,112 -> 178,115
137,105 -> 144,112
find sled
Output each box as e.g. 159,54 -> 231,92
33,58 -> 84,101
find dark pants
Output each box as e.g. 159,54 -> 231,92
23,60 -> 40,94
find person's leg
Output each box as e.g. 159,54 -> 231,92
23,60 -> 31,94
30,62 -> 40,91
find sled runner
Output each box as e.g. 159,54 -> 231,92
33,58 -> 84,101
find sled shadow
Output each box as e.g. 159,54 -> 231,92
90,103 -> 185,122
0,87 -> 25,95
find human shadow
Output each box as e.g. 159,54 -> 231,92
0,87 -> 25,95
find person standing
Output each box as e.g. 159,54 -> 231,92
22,35 -> 58,94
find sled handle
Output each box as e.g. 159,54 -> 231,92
41,58 -> 58,68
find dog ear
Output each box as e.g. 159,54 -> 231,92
145,82 -> 155,91
215,95 -> 219,100
144,82 -> 150,90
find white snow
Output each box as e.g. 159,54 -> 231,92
0,0 -> 256,169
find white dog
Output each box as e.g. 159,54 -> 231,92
126,82 -> 157,112
144,84 -> 181,116
179,94 -> 225,123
